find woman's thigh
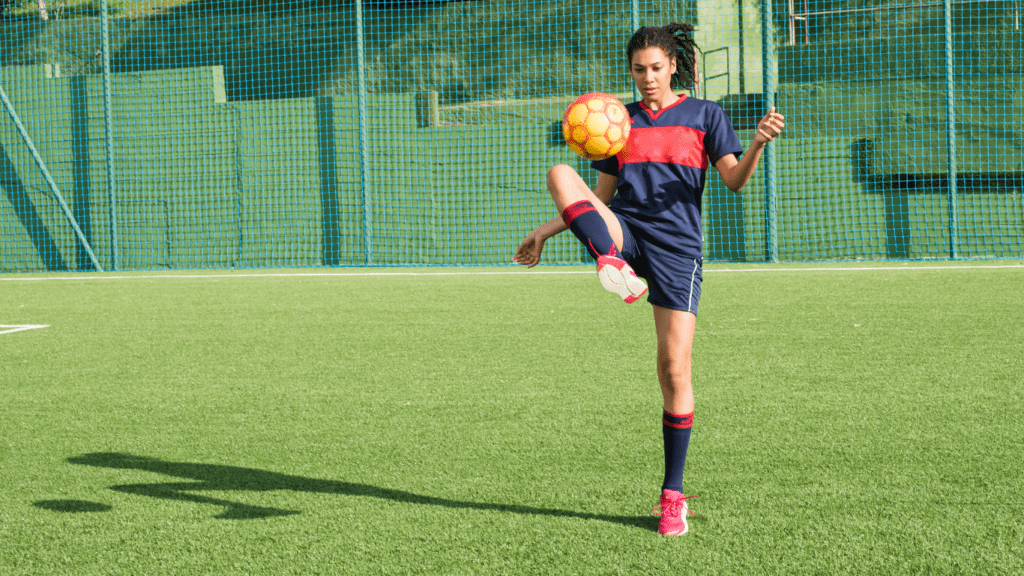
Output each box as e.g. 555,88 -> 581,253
546,164 -> 624,250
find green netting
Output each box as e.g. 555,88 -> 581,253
770,0 -> 1024,261
1,0 -> 1021,272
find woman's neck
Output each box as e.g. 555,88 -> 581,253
643,91 -> 680,111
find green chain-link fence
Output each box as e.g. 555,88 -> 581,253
1,0 -> 1021,271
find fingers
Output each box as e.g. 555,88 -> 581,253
757,108 -> 786,142
513,232 -> 546,267
762,110 -> 785,128
511,241 -> 539,267
511,253 -> 538,267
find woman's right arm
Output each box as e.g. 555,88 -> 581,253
512,171 -> 618,267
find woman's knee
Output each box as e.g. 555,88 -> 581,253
657,356 -> 692,390
547,164 -> 576,181
546,164 -> 579,197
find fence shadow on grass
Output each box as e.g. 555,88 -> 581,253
66,452 -> 656,530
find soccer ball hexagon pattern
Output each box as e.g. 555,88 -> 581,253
561,92 -> 631,161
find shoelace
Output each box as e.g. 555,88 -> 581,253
652,494 -> 698,518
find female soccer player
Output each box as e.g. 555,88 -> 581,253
512,23 -> 785,536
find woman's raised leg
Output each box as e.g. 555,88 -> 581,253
546,164 -> 624,252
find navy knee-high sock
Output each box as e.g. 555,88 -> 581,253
662,410 -> 693,493
561,200 -> 617,259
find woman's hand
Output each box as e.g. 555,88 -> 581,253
752,107 -> 785,147
512,230 -> 546,267
715,107 -> 787,192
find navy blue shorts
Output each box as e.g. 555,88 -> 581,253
614,214 -> 703,314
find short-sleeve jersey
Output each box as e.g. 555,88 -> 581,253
591,95 -> 742,260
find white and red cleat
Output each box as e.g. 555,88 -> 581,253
596,254 -> 648,303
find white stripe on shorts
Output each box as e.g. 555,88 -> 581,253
687,259 -> 698,312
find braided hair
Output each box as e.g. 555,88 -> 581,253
626,23 -> 700,90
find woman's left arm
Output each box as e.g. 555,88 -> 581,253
715,107 -> 786,192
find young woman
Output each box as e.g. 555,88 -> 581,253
512,23 -> 785,536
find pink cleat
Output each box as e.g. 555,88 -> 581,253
652,489 -> 697,536
596,254 -> 647,303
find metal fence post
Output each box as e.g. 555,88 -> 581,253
101,0 -> 118,270
631,0 -> 640,102
943,0 -> 960,258
761,0 -> 778,262
355,0 -> 372,266
0,82 -> 104,271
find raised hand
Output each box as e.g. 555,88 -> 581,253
753,107 -> 785,145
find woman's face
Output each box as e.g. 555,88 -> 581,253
630,46 -> 677,103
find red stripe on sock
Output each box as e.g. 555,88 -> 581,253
560,200 -> 596,226
663,410 -> 693,429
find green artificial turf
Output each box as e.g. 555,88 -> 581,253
1,263 -> 1022,575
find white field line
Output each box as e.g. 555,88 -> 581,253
0,324 -> 49,335
0,264 -> 1022,282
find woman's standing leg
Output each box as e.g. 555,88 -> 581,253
654,306 -> 696,416
651,305 -> 697,535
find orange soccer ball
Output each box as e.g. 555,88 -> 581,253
562,92 -> 631,161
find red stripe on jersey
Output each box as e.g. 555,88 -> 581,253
618,125 -> 708,170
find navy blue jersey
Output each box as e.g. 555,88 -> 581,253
592,95 -> 743,259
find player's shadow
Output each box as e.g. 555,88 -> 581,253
68,452 -> 655,529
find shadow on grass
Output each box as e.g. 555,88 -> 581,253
67,452 -> 656,529
33,499 -> 112,513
